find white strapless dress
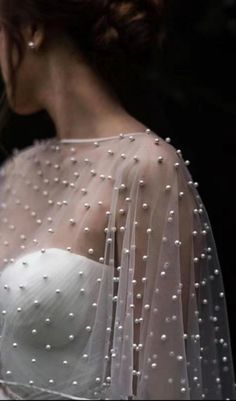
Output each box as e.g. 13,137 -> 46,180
0,248 -> 111,400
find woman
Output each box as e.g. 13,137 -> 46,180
0,1 -> 235,400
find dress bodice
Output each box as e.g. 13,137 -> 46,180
0,248 -> 111,400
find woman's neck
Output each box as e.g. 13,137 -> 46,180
38,44 -> 146,140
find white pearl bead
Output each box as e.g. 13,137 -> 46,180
123,249 -> 130,255
119,183 -> 126,191
86,326 -> 92,332
175,240 -> 182,246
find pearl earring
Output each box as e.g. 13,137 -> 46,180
28,41 -> 36,49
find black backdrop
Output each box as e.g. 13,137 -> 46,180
0,0 -> 236,368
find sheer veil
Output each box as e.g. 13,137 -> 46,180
0,130 -> 235,400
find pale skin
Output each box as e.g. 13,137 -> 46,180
0,23 -> 148,141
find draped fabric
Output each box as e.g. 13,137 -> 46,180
0,130 -> 235,400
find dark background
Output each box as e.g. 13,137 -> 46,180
0,0 -> 236,366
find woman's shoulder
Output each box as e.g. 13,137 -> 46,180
128,130 -> 185,176
0,139 -> 48,179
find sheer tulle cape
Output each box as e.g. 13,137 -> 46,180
0,131 -> 235,400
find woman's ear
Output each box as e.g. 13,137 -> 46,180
21,23 -> 46,51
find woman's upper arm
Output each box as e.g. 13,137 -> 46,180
114,139 -> 235,399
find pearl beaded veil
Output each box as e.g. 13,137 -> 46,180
0,130 -> 235,400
